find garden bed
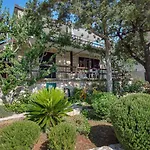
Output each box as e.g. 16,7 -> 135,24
0,118 -> 118,150
32,120 -> 118,150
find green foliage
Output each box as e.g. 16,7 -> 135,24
6,91 -> 31,113
113,0 -> 150,82
26,88 -> 72,130
0,0 -> 10,42
90,82 -> 107,93
57,34 -> 72,46
0,120 -> 40,150
123,80 -> 144,93
68,88 -> 87,103
91,92 -> 117,121
113,79 -> 145,96
68,88 -> 81,103
65,115 -> 90,136
0,105 -> 14,118
111,93 -> 150,150
84,93 -> 93,105
81,108 -> 97,120
0,0 -> 62,95
143,82 -> 150,94
86,82 -> 107,105
48,122 -> 77,150
0,48 -> 24,95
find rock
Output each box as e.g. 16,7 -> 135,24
67,104 -> 82,116
89,146 -> 113,150
0,113 -> 26,122
89,144 -> 124,150
109,144 -> 123,150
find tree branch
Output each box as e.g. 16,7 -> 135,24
117,31 -> 146,66
128,47 -> 145,66
14,46 -> 20,53
90,28 -> 107,40
28,40 -> 32,47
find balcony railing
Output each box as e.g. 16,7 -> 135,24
41,65 -> 123,81
71,34 -> 102,48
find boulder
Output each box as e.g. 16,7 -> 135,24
89,146 -> 113,150
89,144 -> 124,150
67,104 -> 82,116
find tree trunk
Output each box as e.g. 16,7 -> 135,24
105,39 -> 113,92
139,30 -> 150,83
145,66 -> 150,83
145,44 -> 150,83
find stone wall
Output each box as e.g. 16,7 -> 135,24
30,80 -> 99,95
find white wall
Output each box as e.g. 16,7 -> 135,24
131,64 -> 145,80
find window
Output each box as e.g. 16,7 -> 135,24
79,57 -> 99,69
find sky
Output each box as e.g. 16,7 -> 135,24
2,0 -> 74,21
2,0 -> 29,14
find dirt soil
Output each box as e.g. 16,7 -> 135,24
75,120 -> 118,150
0,118 -> 24,129
33,120 -> 118,150
0,119 -> 118,150
32,133 -> 48,150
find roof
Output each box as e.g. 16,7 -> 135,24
14,4 -> 24,11
14,5 -> 101,41
13,4 -> 103,51
60,24 -> 102,48
14,4 -> 24,16
72,28 -> 100,42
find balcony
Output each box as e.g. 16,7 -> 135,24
51,33 -> 104,53
41,65 -> 123,81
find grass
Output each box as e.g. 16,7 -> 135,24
0,105 -> 14,118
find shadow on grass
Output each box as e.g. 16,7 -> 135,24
89,125 -> 118,147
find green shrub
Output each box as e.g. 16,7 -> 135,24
113,79 -> 145,96
65,115 -> 90,136
81,108 -> 97,120
90,82 -> 107,93
111,93 -> 150,150
143,82 -> 150,93
26,88 -> 72,130
0,120 -> 40,150
81,109 -> 89,118
68,88 -> 85,103
0,105 -> 14,118
91,92 -> 117,121
48,122 -> 77,150
123,80 -> 144,93
6,91 -> 32,113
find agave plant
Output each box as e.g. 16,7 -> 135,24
26,88 -> 72,130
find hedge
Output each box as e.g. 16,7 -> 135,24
111,93 -> 150,150
0,120 -> 40,150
